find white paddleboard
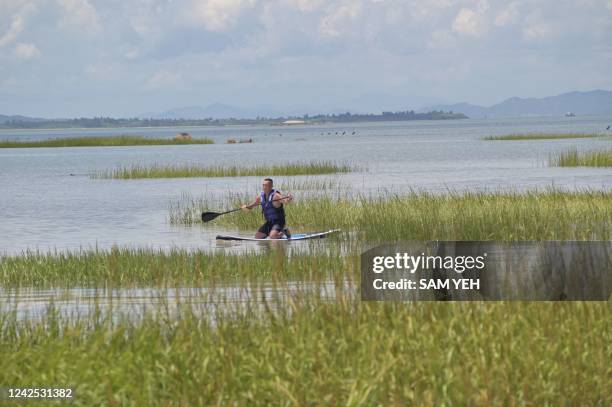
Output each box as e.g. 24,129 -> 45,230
216,229 -> 340,241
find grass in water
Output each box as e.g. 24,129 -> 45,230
92,161 -> 355,179
0,135 -> 214,148
549,148 -> 612,167
483,133 -> 602,141
171,189 -> 612,241
0,299 -> 608,405
0,249 -> 352,288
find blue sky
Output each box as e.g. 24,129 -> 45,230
1,0 -> 611,117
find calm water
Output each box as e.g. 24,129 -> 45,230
1,116 -> 611,254
0,282 -> 342,321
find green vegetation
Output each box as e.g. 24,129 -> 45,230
0,135 -> 214,148
277,177 -> 351,191
92,161 -> 355,179
549,148 -> 612,167
483,133 -> 602,141
2,188 -> 610,405
0,249 -> 350,288
0,298 -> 608,405
170,190 -> 611,241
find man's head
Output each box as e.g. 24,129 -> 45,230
262,178 -> 273,194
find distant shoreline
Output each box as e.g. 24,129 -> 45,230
0,111 -> 467,130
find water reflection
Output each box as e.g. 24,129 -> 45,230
0,280 -> 348,322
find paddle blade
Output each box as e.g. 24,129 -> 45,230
201,212 -> 220,223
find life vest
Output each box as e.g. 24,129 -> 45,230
261,189 -> 285,223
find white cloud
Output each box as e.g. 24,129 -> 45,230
191,0 -> 256,32
126,0 -> 169,40
494,1 -> 519,27
0,1 -> 38,49
57,0 -> 101,32
285,0 -> 325,12
522,22 -> 554,41
318,1 -> 362,38
2,0 -> 612,116
0,15 -> 24,47
14,42 -> 40,59
452,8 -> 478,35
451,0 -> 491,37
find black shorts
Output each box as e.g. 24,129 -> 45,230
258,220 -> 285,236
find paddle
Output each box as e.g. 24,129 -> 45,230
201,195 -> 292,223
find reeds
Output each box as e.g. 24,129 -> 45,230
92,161 -> 355,179
549,148 -> 612,167
0,135 -> 214,148
0,298 -> 608,405
0,248 -> 353,288
483,133 -> 602,141
171,189 -> 611,241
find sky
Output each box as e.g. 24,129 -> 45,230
1,0 -> 611,117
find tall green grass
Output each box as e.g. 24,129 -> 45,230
171,190 -> 611,241
0,135 -> 214,148
0,249 -> 353,288
92,161 -> 355,179
549,148 -> 612,167
277,177 -> 351,191
483,133 -> 602,141
0,300 -> 608,405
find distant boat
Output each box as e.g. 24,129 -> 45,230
565,112 -> 576,117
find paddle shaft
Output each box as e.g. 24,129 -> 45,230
202,195 -> 291,222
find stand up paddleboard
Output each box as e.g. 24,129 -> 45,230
216,229 -> 340,241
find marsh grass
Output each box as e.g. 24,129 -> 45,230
483,133 -> 602,141
277,177 -> 352,191
0,135 -> 214,148
92,161 -> 356,179
0,298 -> 608,405
2,187 -> 610,404
0,248 -> 354,288
172,189 -> 611,241
549,148 -> 612,167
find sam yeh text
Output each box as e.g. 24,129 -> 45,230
373,278 -> 480,291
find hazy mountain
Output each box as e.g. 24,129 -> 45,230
421,90 -> 612,118
139,93 -> 445,120
6,90 -> 612,122
139,103 -> 247,119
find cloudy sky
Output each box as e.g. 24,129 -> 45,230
1,0 -> 611,117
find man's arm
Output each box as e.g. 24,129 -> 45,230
241,195 -> 261,211
272,192 -> 293,208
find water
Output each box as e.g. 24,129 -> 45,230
0,282 -> 343,322
1,116 -> 611,254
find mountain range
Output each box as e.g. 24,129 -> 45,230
419,90 -> 612,119
3,90 -> 612,122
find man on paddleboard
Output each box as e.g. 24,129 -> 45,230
242,178 -> 293,239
